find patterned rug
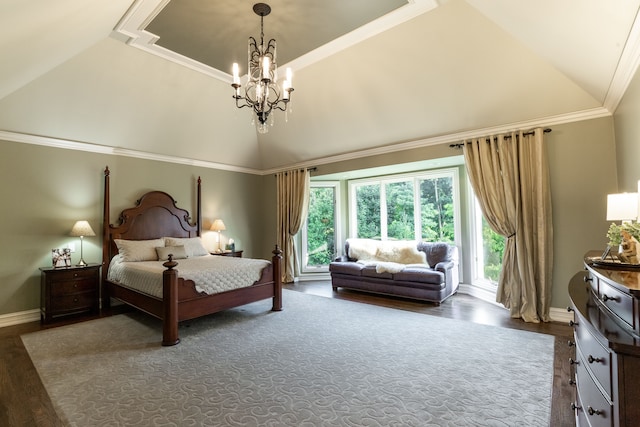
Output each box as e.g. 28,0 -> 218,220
22,290 -> 554,426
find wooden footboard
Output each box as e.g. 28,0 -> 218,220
160,246 -> 282,346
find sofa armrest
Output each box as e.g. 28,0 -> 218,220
334,255 -> 353,262
433,260 -> 455,274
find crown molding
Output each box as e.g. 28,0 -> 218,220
604,7 -> 640,112
0,130 -> 264,175
1,106 -> 611,177
112,0 -> 440,82
261,106 -> 612,175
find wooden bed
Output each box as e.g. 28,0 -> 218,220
101,167 -> 282,346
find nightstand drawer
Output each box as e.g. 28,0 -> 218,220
52,291 -> 97,313
50,277 -> 97,296
48,268 -> 98,283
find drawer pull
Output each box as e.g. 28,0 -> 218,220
583,276 -> 592,282
569,320 -> 578,327
567,340 -> 575,347
569,378 -> 576,386
602,294 -> 619,302
571,403 -> 581,411
566,306 -> 574,312
587,355 -> 603,364
569,358 -> 579,365
73,298 -> 79,303
587,406 -> 603,416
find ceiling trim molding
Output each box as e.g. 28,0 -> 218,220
285,0 -> 440,72
0,106 -> 610,177
112,0 -> 440,82
0,130 -> 264,175
260,106 -> 613,175
604,7 -> 640,112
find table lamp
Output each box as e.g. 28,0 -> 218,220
607,193 -> 638,224
70,220 -> 96,266
210,219 -> 226,253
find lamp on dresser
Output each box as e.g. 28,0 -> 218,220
606,192 -> 638,224
70,220 -> 95,267
210,219 -> 226,253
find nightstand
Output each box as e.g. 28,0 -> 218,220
39,263 -> 101,324
211,250 -> 243,258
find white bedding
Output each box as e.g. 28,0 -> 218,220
108,254 -> 270,298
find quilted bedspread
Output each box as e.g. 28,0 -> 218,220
108,254 -> 270,298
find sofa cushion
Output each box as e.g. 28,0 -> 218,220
361,265 -> 393,279
393,267 -> 444,285
329,262 -> 365,276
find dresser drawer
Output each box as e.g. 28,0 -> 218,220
575,357 -> 612,427
598,280 -> 634,329
574,308 -> 613,399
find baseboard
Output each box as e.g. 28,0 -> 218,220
457,283 -> 573,324
0,309 -> 40,328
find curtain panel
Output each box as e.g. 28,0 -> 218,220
276,169 -> 310,283
463,129 -> 553,322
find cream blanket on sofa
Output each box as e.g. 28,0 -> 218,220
347,239 -> 428,273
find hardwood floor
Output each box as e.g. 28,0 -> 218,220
0,281 -> 575,426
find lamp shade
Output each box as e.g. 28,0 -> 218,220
70,220 -> 96,237
210,219 -> 226,232
606,193 -> 639,221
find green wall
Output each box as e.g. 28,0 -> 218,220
310,117 -> 618,310
0,112 -> 629,317
0,140 -> 273,316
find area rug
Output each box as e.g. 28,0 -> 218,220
22,290 -> 553,426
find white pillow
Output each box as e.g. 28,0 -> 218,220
164,237 -> 209,258
114,238 -> 165,262
156,245 -> 188,261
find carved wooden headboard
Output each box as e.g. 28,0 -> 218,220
101,166 -> 201,283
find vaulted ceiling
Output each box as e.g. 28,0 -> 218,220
1,0 -> 639,173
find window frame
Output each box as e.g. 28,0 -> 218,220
300,181 -> 341,274
347,168 -> 461,246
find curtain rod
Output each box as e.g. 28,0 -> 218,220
449,128 -> 552,149
274,167 -> 317,177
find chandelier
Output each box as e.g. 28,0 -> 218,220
231,3 -> 294,134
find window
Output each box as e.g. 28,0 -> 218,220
301,182 -> 340,273
471,196 -> 504,288
349,169 -> 460,244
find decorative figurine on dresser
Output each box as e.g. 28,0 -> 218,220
568,252 -> 640,427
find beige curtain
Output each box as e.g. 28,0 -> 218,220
463,128 -> 553,322
276,169 -> 311,283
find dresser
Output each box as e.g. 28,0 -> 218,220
568,253 -> 640,427
39,263 -> 101,323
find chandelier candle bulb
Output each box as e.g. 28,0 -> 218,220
283,80 -> 290,100
262,57 -> 270,80
232,63 -> 240,85
286,67 -> 292,85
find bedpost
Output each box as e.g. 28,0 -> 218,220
102,166 -> 111,310
271,245 -> 283,311
196,176 -> 202,236
162,256 -> 180,346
